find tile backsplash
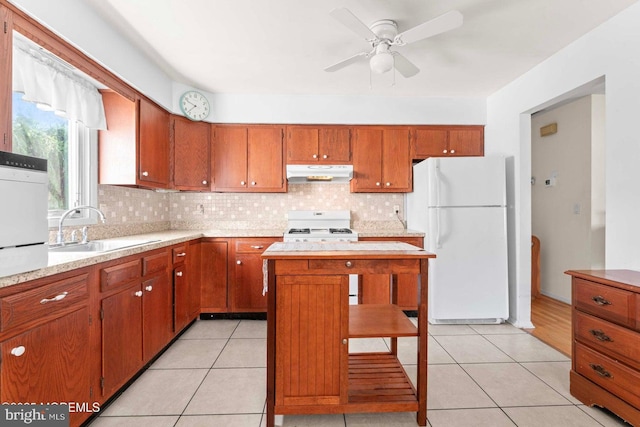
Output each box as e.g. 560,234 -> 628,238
50,184 -> 407,240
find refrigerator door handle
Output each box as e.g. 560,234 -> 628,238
435,160 -> 442,248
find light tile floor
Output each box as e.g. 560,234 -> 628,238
88,319 -> 631,427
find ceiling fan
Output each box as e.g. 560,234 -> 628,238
324,8 -> 463,78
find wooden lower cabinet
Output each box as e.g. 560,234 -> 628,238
100,249 -> 172,397
201,237 -> 281,313
275,275 -> 349,406
0,270 -> 92,427
231,238 -> 280,312
201,239 -> 229,312
566,270 -> 640,426
358,236 -> 424,310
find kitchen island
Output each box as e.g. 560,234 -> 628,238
262,241 -> 435,427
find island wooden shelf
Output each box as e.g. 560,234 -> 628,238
262,241 -> 435,427
349,304 -> 417,338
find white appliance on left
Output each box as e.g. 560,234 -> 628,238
0,151 -> 49,278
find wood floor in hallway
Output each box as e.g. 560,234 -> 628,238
524,295 -> 572,357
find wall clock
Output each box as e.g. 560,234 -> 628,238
179,90 -> 210,121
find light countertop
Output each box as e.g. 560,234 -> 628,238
0,228 -> 424,289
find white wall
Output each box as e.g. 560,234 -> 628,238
9,0 -> 174,108
531,95 -> 605,303
486,2 -> 640,327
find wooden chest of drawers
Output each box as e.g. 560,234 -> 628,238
567,270 -> 640,425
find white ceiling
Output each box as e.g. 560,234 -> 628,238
85,0 -> 637,98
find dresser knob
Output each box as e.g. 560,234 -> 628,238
142,171 -> 149,177
589,329 -> 613,342
589,363 -> 613,379
145,285 -> 153,292
591,295 -> 611,306
312,154 -> 318,159
345,261 -> 353,268
202,180 -> 208,185
11,346 -> 25,357
240,181 -> 246,185
134,291 -> 143,297
176,271 -> 183,277
237,260 -> 242,265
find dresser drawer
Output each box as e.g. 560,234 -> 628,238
574,278 -> 635,327
172,245 -> 188,264
1,273 -> 88,332
142,251 -> 168,276
235,239 -> 278,253
575,311 -> 640,369
101,259 -> 141,292
575,342 -> 640,408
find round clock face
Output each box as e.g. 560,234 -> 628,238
180,91 -> 210,121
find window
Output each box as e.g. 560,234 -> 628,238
12,34 -> 101,227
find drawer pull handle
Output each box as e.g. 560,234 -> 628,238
250,245 -> 264,249
40,292 -> 68,304
176,271 -> 183,277
176,252 -> 186,257
345,261 -> 353,268
11,346 -> 26,357
589,363 -> 613,379
591,295 -> 611,306
589,329 -> 613,342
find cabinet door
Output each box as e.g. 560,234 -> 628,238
381,129 -> 411,191
448,128 -> 484,156
201,241 -> 229,312
319,127 -> 351,163
99,91 -> 137,185
247,126 -> 285,192
174,265 -> 190,332
232,252 -> 268,312
1,307 -> 90,427
275,275 -> 348,406
138,98 -> 170,188
212,126 -> 248,190
351,128 -> 383,191
101,283 -> 143,397
142,273 -> 173,361
286,126 -> 319,163
173,116 -> 211,190
412,128 -> 449,158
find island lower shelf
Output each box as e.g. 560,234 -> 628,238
349,304 -> 417,338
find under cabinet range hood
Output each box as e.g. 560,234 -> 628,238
286,165 -> 353,183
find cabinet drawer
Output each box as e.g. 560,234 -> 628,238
575,311 -> 640,369
235,239 -> 278,253
574,278 -> 635,327
172,245 -> 188,264
1,273 -> 88,332
575,342 -> 640,408
101,259 -> 141,292
308,258 -> 420,275
143,251 -> 168,276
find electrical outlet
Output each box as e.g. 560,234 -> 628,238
393,205 -> 400,214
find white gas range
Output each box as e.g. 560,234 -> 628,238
283,210 -> 358,242
283,210 -> 359,304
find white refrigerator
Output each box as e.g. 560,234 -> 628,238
406,156 -> 509,324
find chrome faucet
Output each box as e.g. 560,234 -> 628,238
56,205 -> 106,245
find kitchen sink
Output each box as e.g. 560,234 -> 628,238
48,239 -> 160,253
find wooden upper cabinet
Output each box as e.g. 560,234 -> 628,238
248,126 -> 285,191
172,115 -> 211,191
138,98 -> 170,188
99,92 -> 170,189
213,125 -> 286,192
286,126 -> 351,164
351,127 -> 412,193
412,125 -> 484,159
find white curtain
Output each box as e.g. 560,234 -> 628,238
12,39 -> 107,130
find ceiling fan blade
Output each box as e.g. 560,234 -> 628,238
392,52 -> 420,78
324,51 -> 369,72
394,10 -> 463,45
329,8 -> 378,41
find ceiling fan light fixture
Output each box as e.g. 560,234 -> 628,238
369,51 -> 394,74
